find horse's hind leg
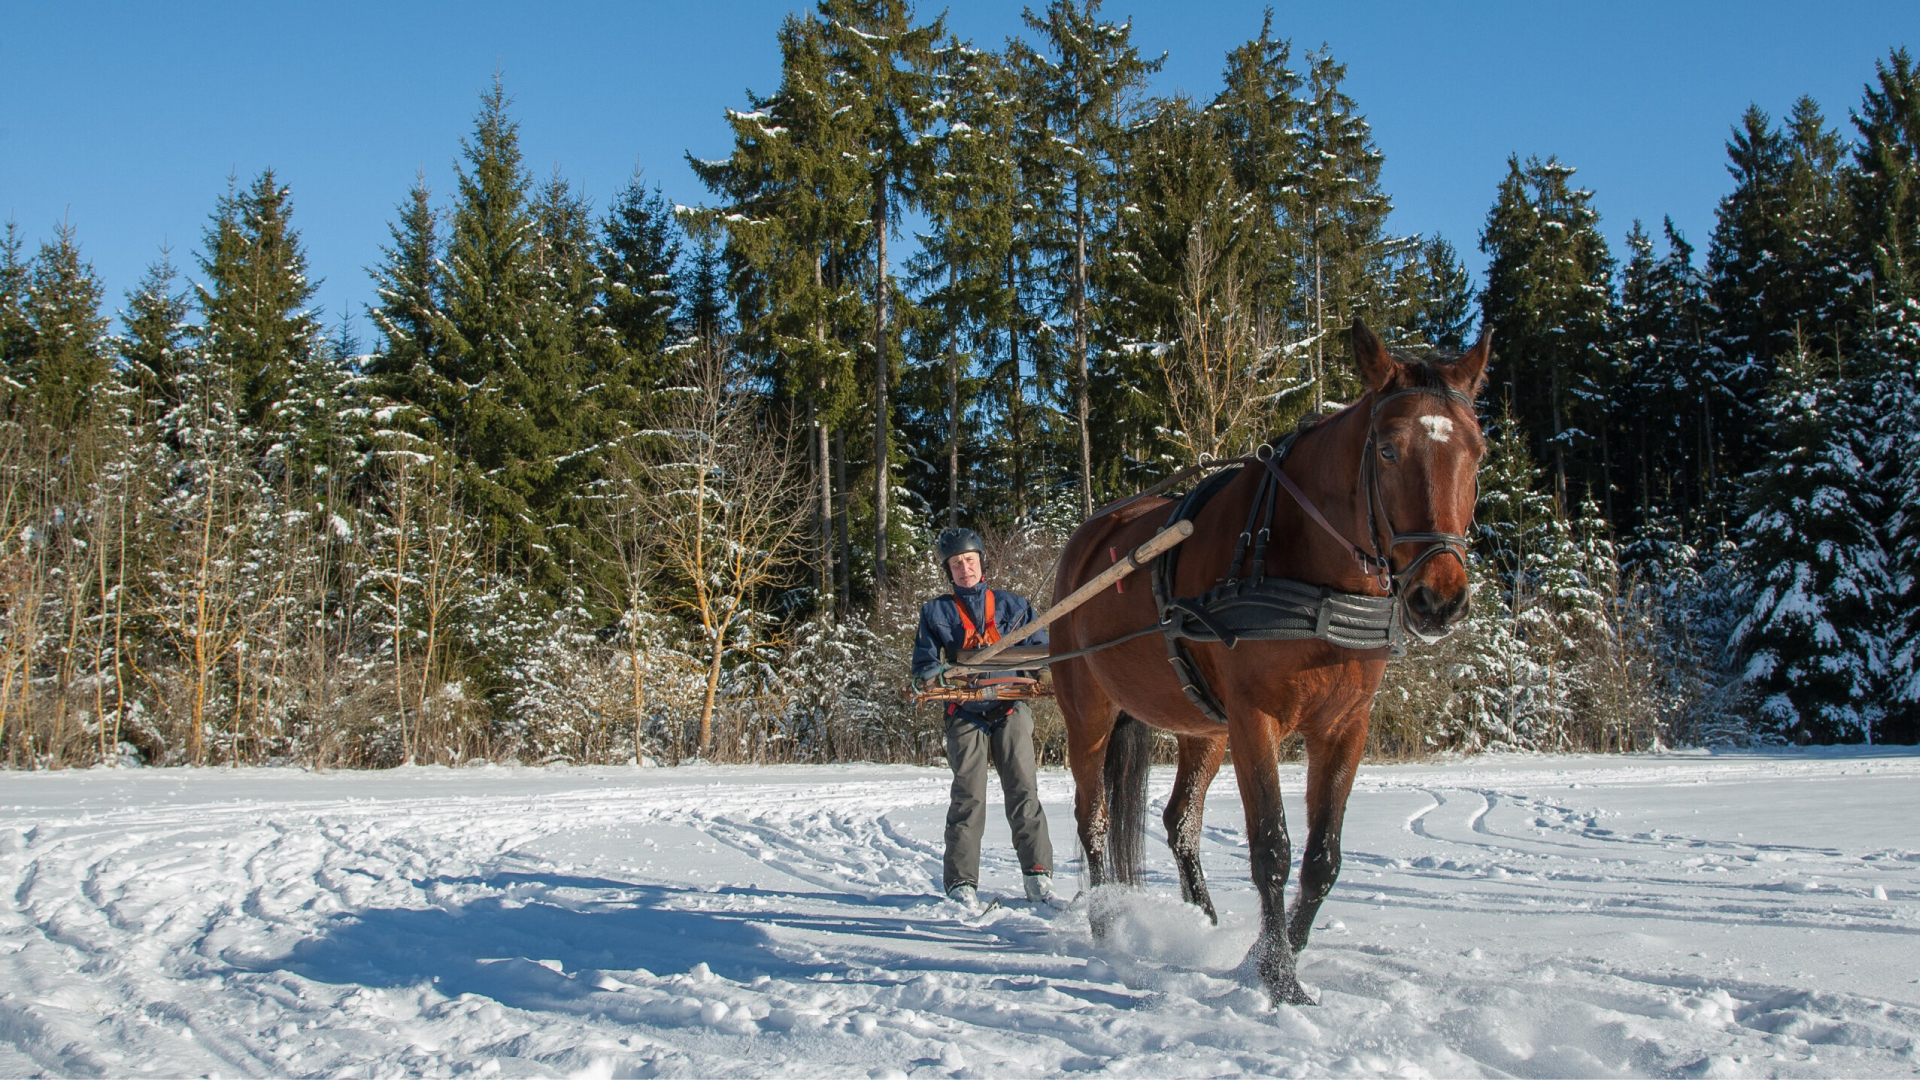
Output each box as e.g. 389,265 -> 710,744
1287,715 -> 1367,954
1163,733 -> 1227,924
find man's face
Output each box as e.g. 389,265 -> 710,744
947,551 -> 984,589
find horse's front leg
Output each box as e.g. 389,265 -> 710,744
1288,716 -> 1366,955
1230,711 -> 1313,1006
1163,733 -> 1227,924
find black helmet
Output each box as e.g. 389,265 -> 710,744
937,527 -> 986,565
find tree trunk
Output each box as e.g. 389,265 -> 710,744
947,265 -> 960,528
872,177 -> 891,619
814,253 -> 834,616
1074,182 -> 1093,516
833,429 -> 851,619
816,402 -> 834,614
699,629 -> 722,758
1313,228 -> 1324,413
1008,253 -> 1028,520
1551,365 -> 1567,512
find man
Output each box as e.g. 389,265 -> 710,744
913,527 -> 1056,910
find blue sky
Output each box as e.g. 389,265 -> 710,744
3,1 -> 1913,335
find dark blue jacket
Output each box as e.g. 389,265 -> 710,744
913,582 -> 1049,714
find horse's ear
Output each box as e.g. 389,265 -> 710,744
1456,324 -> 1493,393
1350,317 -> 1394,392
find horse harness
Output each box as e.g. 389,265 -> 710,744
1146,384 -> 1477,725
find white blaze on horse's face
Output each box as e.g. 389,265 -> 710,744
1420,415 -> 1455,444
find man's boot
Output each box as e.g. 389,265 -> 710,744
1023,872 -> 1054,903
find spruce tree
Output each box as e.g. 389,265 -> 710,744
1010,0 -> 1161,514
1617,219 -> 1718,536
1707,100 -> 1859,497
908,38 -> 1018,527
1478,156 -> 1617,512
1212,12 -> 1303,332
680,227 -> 728,351
599,175 -> 683,389
0,222 -> 28,378
1404,236 -> 1474,351
1731,336 -> 1892,743
120,251 -> 193,423
432,80 -> 587,594
21,222 -> 111,428
366,175 -> 449,436
195,170 -> 320,430
1289,48 -> 1397,408
692,11 -> 873,613
1103,96 -> 1272,467
817,0 -> 943,607
1851,49 -> 1920,739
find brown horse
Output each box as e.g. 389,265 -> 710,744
1051,318 -> 1490,1006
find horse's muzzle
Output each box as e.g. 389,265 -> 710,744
1403,582 -> 1469,640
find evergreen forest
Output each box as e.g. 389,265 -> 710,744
4,2 -> 1918,768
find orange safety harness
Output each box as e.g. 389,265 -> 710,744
951,588 -> 1000,651
947,589 -> 1004,719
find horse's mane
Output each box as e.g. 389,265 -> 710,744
1268,342 -> 1482,446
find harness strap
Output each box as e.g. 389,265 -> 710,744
1262,455 -> 1391,588
952,589 -> 1000,651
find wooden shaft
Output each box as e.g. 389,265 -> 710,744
960,520 -> 1194,668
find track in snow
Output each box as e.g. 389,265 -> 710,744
1,751 -> 1917,1077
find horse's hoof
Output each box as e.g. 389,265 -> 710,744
1267,979 -> 1317,1007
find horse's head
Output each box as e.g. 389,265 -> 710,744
1350,317 -> 1491,640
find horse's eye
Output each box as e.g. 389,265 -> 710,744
1379,443 -> 1399,463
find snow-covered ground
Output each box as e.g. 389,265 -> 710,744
2,750 -> 1917,1078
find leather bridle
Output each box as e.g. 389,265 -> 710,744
1260,383 -> 1478,599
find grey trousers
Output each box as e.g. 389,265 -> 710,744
943,702 -> 1054,891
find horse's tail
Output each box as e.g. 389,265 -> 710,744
1103,711 -> 1155,886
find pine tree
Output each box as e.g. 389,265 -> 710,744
1851,49 -> 1920,740
120,251 -> 193,423
692,11 -> 874,614
817,0 -> 943,608
907,38 -> 1018,527
1731,335 -> 1892,743
1289,47 -> 1397,408
1403,236 -> 1474,351
1479,156 -> 1617,512
195,170 -> 320,430
1707,100 -> 1860,498
599,175 -> 683,390
1010,0 -> 1161,514
366,174 -> 449,437
1617,219 -> 1719,536
20,222 -> 111,428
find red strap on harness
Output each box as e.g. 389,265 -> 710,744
952,589 -> 1000,651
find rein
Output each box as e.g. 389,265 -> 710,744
1249,383 -> 1477,597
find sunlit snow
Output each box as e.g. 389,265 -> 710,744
1,750 -> 1916,1077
